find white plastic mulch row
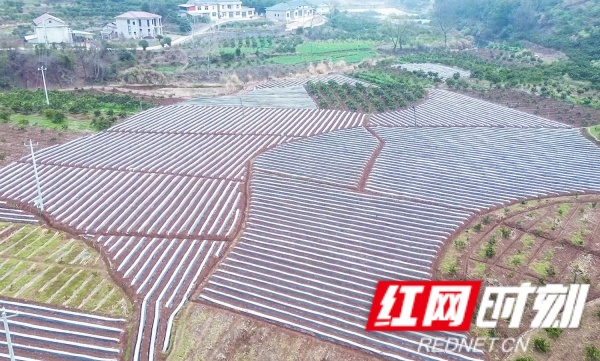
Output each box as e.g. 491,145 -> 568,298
371,89 -> 568,128
0,163 -> 242,239
393,63 -> 471,80
255,73 -> 373,89
110,106 -> 366,136
368,127 -> 600,210
94,236 -> 224,361
0,298 -> 125,361
254,127 -> 380,188
185,86 -> 318,109
201,172 -> 478,361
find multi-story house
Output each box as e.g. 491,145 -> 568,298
265,1 -> 315,22
26,13 -> 73,44
178,0 -> 256,21
115,11 -> 163,39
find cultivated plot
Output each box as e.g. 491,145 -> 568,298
201,172 -> 478,361
185,86 -> 317,109
0,299 -> 126,361
370,89 -> 568,128
95,236 -> 226,361
0,223 -> 131,317
0,202 -> 36,224
200,125 -> 600,361
393,63 -> 471,80
368,127 -> 600,210
255,73 -> 372,89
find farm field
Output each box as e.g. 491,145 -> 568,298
271,50 -> 377,65
1,73 -> 600,361
0,223 -> 131,317
0,298 -> 128,361
510,297 -> 600,361
198,115 -> 600,361
168,303 -> 383,361
436,195 -> 600,360
394,63 -> 471,79
0,102 -> 367,361
451,87 -> 600,127
370,89 -> 568,127
255,73 -> 372,89
185,86 -> 317,108
0,123 -> 87,167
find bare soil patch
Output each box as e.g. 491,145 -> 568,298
0,123 -> 88,167
167,303 -> 384,361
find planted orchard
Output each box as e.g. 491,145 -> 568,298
0,89 -> 153,131
306,76 -> 426,113
435,195 -> 600,360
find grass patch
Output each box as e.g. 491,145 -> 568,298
588,125 -> 600,141
8,114 -> 94,132
557,203 -> 571,217
531,249 -> 555,277
441,255 -> 459,276
570,229 -> 587,246
296,40 -> 376,55
506,251 -> 526,268
0,225 -> 131,317
271,50 -> 377,65
471,262 -> 486,277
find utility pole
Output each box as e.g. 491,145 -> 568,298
38,66 -> 49,106
26,140 -> 44,216
1,306 -> 17,361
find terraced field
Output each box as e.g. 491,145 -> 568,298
0,223 -> 131,316
1,81 -> 600,361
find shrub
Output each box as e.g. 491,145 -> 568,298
51,111 -> 65,124
533,337 -> 550,353
474,223 -> 483,232
454,237 -> 467,250
544,328 -> 562,339
94,110 -> 102,117
44,109 -> 56,119
586,346 -> 600,361
0,110 -> 11,122
500,227 -> 511,239
17,118 -> 29,126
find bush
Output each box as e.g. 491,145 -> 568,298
44,109 -> 56,119
533,337 -> 550,353
544,328 -> 562,339
0,110 -> 10,122
586,346 -> 600,361
17,118 -> 29,126
51,111 -> 65,124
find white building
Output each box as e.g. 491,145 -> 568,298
265,1 -> 314,22
115,11 -> 163,39
27,13 -> 73,44
178,0 -> 255,21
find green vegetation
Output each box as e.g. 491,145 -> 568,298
533,337 -> 551,353
588,125 -> 600,141
307,74 -> 427,113
514,356 -> 534,361
0,89 -> 152,131
587,345 -> 600,361
440,256 -> 459,277
531,249 -> 555,278
545,328 -> 563,339
0,223 -> 131,316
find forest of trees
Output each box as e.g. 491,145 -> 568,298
433,0 -> 600,84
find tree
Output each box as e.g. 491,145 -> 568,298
383,16 -> 413,52
139,40 -> 149,51
432,0 -> 453,49
164,37 -> 172,47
